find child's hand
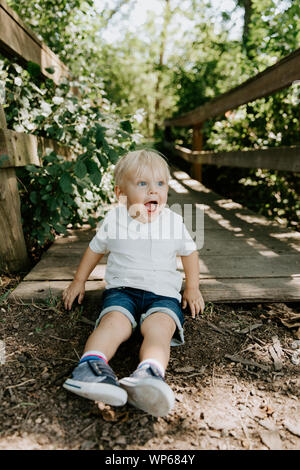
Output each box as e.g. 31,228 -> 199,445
182,287 -> 205,318
62,279 -> 85,310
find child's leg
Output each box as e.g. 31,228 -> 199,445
139,312 -> 176,371
83,310 -> 132,360
63,311 -> 132,405
119,312 -> 176,417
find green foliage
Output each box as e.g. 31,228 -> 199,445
165,0 -> 300,229
7,0 -> 94,62
0,55 -> 140,248
3,0 -> 300,235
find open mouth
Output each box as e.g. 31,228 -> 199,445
144,200 -> 158,213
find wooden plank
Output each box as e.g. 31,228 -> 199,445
9,280 -> 106,304
0,102 -> 30,271
0,167 -> 30,271
0,129 -> 74,168
9,277 -> 300,304
0,128 -> 39,167
165,142 -> 300,172
165,47 -> 300,127
25,252 -> 300,281
0,0 -> 70,84
193,277 -> 300,303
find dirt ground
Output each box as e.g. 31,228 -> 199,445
0,274 -> 300,451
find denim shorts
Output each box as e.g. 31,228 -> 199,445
95,287 -> 185,346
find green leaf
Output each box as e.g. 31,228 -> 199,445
90,171 -> 102,186
27,61 -> 41,78
120,120 -> 133,133
53,222 -> 67,234
87,216 -> 96,228
45,67 -> 55,75
79,136 -> 89,147
95,124 -> 105,148
74,160 -> 87,178
49,199 -> 58,212
59,173 -> 73,194
47,165 -> 58,177
85,159 -> 99,174
107,148 -> 119,164
25,165 -> 40,173
97,153 -> 108,169
30,191 -> 38,204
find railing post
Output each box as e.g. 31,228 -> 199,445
192,123 -> 203,182
0,104 -> 30,272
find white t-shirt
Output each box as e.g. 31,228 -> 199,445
89,205 -> 197,301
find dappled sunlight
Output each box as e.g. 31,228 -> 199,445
172,170 -> 190,180
270,232 -> 300,253
168,178 -> 189,194
181,179 -> 211,193
195,203 -> 243,232
244,238 -> 279,257
235,213 -> 276,226
215,199 -> 243,210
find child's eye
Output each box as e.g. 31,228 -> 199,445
138,181 -> 147,187
157,181 -> 165,186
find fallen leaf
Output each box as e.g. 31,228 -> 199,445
96,402 -> 129,422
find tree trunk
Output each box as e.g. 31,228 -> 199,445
154,0 -> 171,132
238,0 -> 254,56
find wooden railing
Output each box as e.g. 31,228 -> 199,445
164,47 -> 300,180
0,0 -> 74,271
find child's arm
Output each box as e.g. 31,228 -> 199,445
181,250 -> 205,318
63,246 -> 104,310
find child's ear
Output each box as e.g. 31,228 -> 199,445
115,185 -> 122,199
115,186 -> 127,205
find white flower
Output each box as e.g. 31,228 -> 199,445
134,109 -> 145,124
52,96 -> 64,105
66,101 -> 76,113
14,77 -> 22,87
75,123 -> 85,135
24,120 -> 36,131
105,128 -> 115,137
14,124 -> 25,132
40,101 -> 52,116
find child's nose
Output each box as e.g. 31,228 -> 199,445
148,182 -> 157,193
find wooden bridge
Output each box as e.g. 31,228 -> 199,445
1,0 -> 300,304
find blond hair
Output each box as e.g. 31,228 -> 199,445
114,149 -> 170,188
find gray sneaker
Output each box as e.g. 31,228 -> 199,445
119,365 -> 174,417
63,360 -> 127,406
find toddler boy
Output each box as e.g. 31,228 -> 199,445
62,149 -> 204,416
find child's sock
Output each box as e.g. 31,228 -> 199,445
137,358 -> 165,378
79,350 -> 108,364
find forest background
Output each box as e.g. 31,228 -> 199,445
1,0 -> 300,259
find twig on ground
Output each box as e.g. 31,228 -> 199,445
225,354 -> 270,372
48,334 -> 69,342
6,378 -> 35,390
206,321 -> 235,336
